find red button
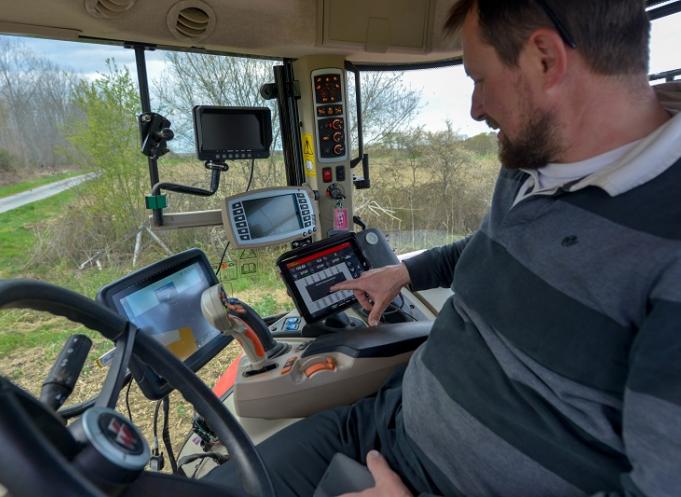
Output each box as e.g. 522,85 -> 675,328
322,167 -> 333,182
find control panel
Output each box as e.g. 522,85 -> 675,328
221,187 -> 318,249
311,69 -> 349,163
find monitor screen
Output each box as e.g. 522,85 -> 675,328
113,262 -> 220,361
278,235 -> 370,322
243,194 -> 302,239
200,113 -> 262,150
193,106 -> 272,161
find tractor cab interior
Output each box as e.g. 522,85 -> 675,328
0,1 -> 680,496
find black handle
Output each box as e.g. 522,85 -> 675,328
40,334 -> 92,411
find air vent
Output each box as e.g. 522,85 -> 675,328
167,1 -> 216,42
84,0 -> 137,19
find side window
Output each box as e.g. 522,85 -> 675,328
350,66 -> 498,255
649,11 -> 681,80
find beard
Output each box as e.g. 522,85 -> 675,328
496,85 -> 562,170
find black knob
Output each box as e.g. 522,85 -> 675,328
40,334 -> 92,411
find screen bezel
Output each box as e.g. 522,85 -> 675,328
222,186 -> 318,249
193,105 -> 273,161
276,233 -> 371,323
97,249 -> 230,399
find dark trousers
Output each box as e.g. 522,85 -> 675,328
204,369 -> 409,497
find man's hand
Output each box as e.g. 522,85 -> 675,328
330,264 -> 411,326
338,450 -> 413,497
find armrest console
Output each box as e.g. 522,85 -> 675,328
302,321 -> 432,359
234,321 -> 433,419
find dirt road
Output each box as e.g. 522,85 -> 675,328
0,173 -> 97,214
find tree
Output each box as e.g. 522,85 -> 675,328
0,38 -> 79,168
154,52 -> 285,192
66,61 -> 147,240
347,71 -> 421,146
155,52 -> 280,148
156,53 -> 422,157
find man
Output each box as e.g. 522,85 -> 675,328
210,1 -> 681,495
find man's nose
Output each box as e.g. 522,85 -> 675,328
470,87 -> 484,121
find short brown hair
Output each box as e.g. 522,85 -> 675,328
445,0 -> 650,75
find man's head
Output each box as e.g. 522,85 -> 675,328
445,0 -> 651,169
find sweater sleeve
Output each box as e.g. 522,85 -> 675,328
402,236 -> 472,291
591,262 -> 681,497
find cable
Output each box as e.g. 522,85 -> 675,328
216,159 -> 252,277
149,399 -> 164,472
215,241 -> 231,276
383,293 -> 406,316
125,379 -> 133,422
245,159 -> 255,192
162,396 -> 179,474
153,399 -> 162,444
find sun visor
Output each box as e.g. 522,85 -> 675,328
317,0 -> 435,54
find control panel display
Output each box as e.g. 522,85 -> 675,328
314,74 -> 343,104
311,69 -> 348,163
116,262 -> 219,360
277,234 -> 370,323
97,249 -> 230,399
243,195 -> 301,238
223,187 -> 318,248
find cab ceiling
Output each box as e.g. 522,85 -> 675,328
0,0 -> 463,65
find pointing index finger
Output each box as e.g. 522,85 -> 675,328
329,279 -> 359,292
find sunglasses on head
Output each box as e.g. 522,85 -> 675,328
535,0 -> 577,49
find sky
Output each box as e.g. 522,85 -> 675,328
1,11 -> 679,138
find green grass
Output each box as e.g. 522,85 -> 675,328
0,189 -> 77,277
0,312 -> 101,358
0,171 -> 81,199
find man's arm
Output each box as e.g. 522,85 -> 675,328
598,295 -> 681,497
402,235 -> 472,291
331,235 -> 473,325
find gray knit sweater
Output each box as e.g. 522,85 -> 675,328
391,86 -> 681,497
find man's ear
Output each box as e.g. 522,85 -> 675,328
526,28 -> 568,89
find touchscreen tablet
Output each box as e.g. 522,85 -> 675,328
277,234 -> 370,323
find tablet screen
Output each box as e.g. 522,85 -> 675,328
279,236 -> 369,322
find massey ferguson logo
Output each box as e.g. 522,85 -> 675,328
106,417 -> 139,453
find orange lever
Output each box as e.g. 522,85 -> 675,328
244,326 -> 265,358
304,357 -> 336,378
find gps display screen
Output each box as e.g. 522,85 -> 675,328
279,236 -> 369,322
112,262 -> 220,361
243,194 -> 302,238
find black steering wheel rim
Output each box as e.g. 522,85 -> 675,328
0,279 -> 275,497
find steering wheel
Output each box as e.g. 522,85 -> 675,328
0,279 -> 275,497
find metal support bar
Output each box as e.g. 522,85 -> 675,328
647,0 -> 681,19
347,64 -> 365,168
346,63 -> 371,189
149,210 -> 223,230
649,67 -> 681,82
275,60 -> 305,186
131,44 -> 164,226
